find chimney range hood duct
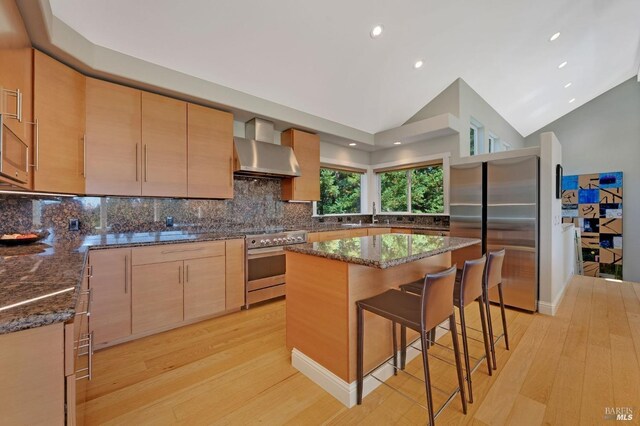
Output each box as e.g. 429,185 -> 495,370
233,118 -> 301,178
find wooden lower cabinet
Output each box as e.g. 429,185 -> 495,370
391,228 -> 412,234
367,228 -> 391,236
184,256 -> 226,320
89,248 -> 132,346
0,324 -> 65,425
132,260 -> 184,334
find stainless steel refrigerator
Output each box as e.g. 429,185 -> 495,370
450,155 -> 539,312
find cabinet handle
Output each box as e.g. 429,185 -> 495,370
144,144 -> 148,182
135,143 -> 139,182
82,134 -> 87,177
229,157 -> 233,187
1,88 -> 22,121
76,289 -> 92,317
161,247 -> 204,255
178,265 -> 182,284
186,265 -> 189,283
75,332 -> 93,381
26,118 -> 39,171
124,255 -> 128,294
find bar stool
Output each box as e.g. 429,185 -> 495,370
400,256 -> 493,404
484,249 -> 508,370
356,266 -> 467,425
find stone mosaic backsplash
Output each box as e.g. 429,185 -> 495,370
0,177 -> 313,236
0,176 -> 449,236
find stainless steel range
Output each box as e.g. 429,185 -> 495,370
245,229 -> 307,307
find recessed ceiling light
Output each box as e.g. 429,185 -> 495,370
393,141 -> 402,145
549,32 -> 561,41
558,61 -> 567,69
569,98 -> 576,103
414,60 -> 424,69
370,25 -> 383,38
564,82 -> 572,88
349,143 -> 357,146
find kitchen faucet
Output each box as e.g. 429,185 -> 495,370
372,202 -> 378,224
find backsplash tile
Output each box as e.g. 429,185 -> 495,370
0,177 -> 449,235
0,177 -> 313,235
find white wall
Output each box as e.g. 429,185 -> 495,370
458,79 -> 526,156
525,77 -> 640,282
538,132 -> 568,316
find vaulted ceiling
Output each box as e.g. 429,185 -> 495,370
50,0 -> 640,137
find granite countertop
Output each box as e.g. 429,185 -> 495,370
304,223 -> 450,232
0,224 -> 449,335
0,230 -> 243,335
285,234 -> 479,269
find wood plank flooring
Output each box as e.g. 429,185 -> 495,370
85,275 -> 640,424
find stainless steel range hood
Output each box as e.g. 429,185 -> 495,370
233,118 -> 301,178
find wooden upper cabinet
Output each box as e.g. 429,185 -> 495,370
141,92 -> 187,197
0,47 -> 33,189
33,50 -> 86,194
187,103 -> 233,198
85,78 -> 142,196
281,129 -> 320,201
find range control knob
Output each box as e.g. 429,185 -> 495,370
260,239 -> 267,245
297,236 -> 303,242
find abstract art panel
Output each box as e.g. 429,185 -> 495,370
562,171 -> 623,279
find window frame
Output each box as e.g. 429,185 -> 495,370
313,163 -> 368,217
375,160 -> 447,215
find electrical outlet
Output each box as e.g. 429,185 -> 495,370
347,217 -> 352,222
409,217 -> 415,222
337,217 -> 343,222
68,219 -> 80,231
166,216 -> 174,227
396,216 -> 403,221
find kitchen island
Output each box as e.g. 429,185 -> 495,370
284,233 -> 480,406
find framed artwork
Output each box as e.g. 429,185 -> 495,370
556,164 -> 563,199
561,171 -> 623,279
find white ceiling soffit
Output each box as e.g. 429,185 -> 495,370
39,0 -> 640,140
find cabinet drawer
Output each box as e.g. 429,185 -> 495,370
132,241 -> 225,265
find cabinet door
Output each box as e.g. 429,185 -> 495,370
0,48 -> 33,190
85,78 -> 142,196
141,92 -> 187,197
33,50 -> 85,194
187,103 -> 233,198
391,228 -> 412,234
0,324 -> 65,425
349,229 -> 368,237
225,239 -> 245,310
132,260 -> 184,334
89,248 -> 132,346
367,228 -> 391,236
184,256 -> 226,320
281,129 -> 320,201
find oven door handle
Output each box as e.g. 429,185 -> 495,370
247,246 -> 286,258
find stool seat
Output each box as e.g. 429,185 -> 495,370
356,289 -> 423,331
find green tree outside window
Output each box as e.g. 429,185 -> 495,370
379,165 -> 444,214
317,168 -> 362,215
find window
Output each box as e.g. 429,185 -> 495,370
317,167 -> 363,215
470,126 -> 478,156
378,163 -> 444,214
470,118 -> 483,156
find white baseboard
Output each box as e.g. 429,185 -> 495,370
291,323 -> 449,407
538,272 -> 574,316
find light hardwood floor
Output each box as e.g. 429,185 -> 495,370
85,275 -> 640,425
